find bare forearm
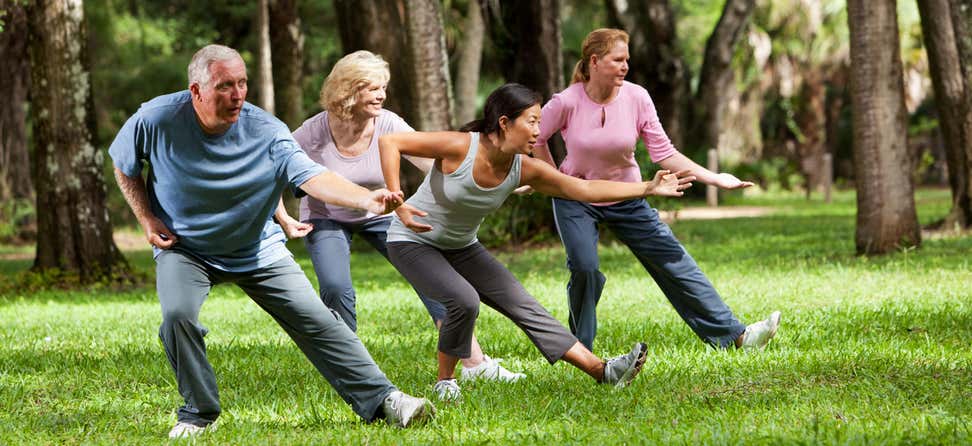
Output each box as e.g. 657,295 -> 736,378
379,135 -> 403,192
274,197 -> 295,223
299,171 -> 373,210
114,167 -> 155,223
658,152 -> 717,184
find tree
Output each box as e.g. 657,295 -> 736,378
605,0 -> 690,150
918,0 -> 972,229
0,1 -> 33,203
486,0 -> 566,162
254,0 -> 274,114
847,0 -> 920,254
28,0 -> 128,280
690,0 -> 756,154
269,0 -> 304,129
403,0 -> 453,131
453,0 -> 484,126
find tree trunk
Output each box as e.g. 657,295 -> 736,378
918,0 -> 972,229
403,0 -> 453,131
454,0 -> 484,126
487,0 -> 566,163
796,69 -> 828,195
255,0 -> 275,114
28,0 -> 128,280
847,0 -> 921,254
269,0 -> 304,129
691,0 -> 756,154
0,1 -> 33,202
605,0 -> 690,150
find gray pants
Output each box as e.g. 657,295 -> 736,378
156,249 -> 396,426
387,241 -> 577,363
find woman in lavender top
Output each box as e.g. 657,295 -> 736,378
533,28 -> 781,352
275,51 -> 523,382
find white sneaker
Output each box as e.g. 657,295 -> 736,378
740,311 -> 782,351
167,421 -> 212,439
432,378 -> 461,401
460,355 -> 526,382
601,342 -> 648,388
383,391 -> 435,428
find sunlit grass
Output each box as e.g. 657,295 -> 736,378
1,188 -> 970,444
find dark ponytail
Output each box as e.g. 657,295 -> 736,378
459,83 -> 542,134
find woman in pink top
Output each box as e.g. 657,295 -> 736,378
274,51 -> 523,382
534,29 -> 781,352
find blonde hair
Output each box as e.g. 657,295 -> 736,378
319,50 -> 391,120
570,28 -> 629,84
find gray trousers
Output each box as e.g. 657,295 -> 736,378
156,249 -> 396,426
387,241 -> 577,363
552,197 -> 746,350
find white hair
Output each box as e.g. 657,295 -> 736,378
187,44 -> 242,89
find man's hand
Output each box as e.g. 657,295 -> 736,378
647,170 -> 695,197
712,173 -> 755,190
362,189 -> 405,215
396,203 -> 433,233
141,216 -> 178,249
278,216 -> 313,239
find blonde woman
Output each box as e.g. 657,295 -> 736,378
275,51 -> 524,382
533,29 -> 781,352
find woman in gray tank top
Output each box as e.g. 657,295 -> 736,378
379,84 -> 695,400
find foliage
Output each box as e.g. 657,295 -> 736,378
0,199 -> 34,243
2,189 -> 969,444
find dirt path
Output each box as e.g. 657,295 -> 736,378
658,206 -> 772,223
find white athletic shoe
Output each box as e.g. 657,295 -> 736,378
167,421 -> 212,439
601,342 -> 648,388
432,378 -> 462,401
740,311 -> 782,351
383,391 -> 435,428
460,355 -> 526,382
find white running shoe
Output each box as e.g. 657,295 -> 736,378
383,391 -> 435,428
460,355 -> 526,382
740,311 -> 782,351
167,421 -> 212,439
601,342 -> 648,388
432,378 -> 462,401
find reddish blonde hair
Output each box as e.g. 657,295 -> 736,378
571,28 -> 630,84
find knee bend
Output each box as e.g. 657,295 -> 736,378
319,283 -> 354,302
449,298 -> 480,321
161,308 -> 198,325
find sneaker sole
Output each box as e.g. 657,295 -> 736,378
615,342 -> 648,388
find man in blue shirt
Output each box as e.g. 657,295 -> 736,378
110,44 -> 434,438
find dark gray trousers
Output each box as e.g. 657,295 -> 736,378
552,197 -> 746,350
387,241 -> 577,364
156,249 -> 396,426
304,217 -> 446,332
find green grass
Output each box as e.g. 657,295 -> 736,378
2,188 -> 970,444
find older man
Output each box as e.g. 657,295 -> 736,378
109,44 -> 433,438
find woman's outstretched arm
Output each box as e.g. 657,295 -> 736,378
520,157 -> 695,202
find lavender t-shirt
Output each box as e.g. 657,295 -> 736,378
293,109 -> 414,224
537,81 -> 678,186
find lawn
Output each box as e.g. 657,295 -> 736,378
1,188 -> 970,445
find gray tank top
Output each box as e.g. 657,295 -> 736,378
387,132 -> 522,249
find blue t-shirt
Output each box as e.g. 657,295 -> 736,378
108,91 -> 325,272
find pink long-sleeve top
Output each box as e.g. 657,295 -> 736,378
537,81 -> 678,193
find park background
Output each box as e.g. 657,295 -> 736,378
1,0 -> 971,444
